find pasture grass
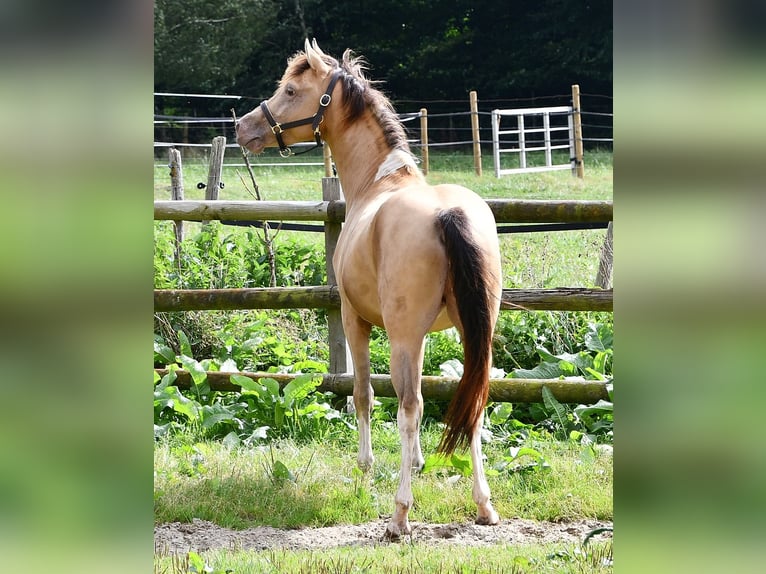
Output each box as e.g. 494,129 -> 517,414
154,540 -> 613,573
154,425 -> 612,530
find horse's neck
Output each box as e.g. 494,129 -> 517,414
326,139 -> 387,204
325,114 -> 420,205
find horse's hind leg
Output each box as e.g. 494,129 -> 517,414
342,307 -> 374,471
469,419 -> 500,525
386,335 -> 428,539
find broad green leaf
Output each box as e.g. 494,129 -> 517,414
422,453 -> 472,477
508,446 -> 544,462
156,368 -> 177,391
283,374 -> 320,406
274,403 -> 285,428
422,453 -> 451,474
584,367 -> 606,381
585,323 -> 613,352
179,355 -> 207,387
557,360 -> 579,377
163,387 -> 200,421
177,330 -> 193,358
592,350 -> 609,374
511,361 -> 564,379
449,453 -> 473,477
200,405 -> 239,429
271,460 -> 295,483
154,340 -> 176,364
230,374 -> 262,393
574,400 -> 613,418
261,378 -> 281,400
186,551 -> 206,573
542,386 -> 569,428
489,402 -> 514,425
291,359 -> 327,373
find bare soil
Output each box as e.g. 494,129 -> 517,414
154,517 -> 613,554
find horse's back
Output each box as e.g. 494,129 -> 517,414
336,181 -> 499,333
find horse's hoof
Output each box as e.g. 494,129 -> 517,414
475,510 -> 500,525
357,456 -> 374,473
384,521 -> 411,541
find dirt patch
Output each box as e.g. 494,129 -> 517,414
154,517 -> 612,554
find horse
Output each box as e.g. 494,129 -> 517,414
236,39 -> 503,539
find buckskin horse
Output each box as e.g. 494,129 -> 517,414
236,39 -> 502,539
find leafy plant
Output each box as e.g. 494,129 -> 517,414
154,341 -> 353,444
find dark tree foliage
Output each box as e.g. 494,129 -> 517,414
155,0 -> 611,140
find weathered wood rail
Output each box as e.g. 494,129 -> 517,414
154,198 -> 612,224
156,369 -> 609,404
154,286 -> 612,312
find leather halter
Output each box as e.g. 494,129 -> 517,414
259,70 -> 343,157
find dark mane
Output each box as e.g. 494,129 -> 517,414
339,50 -> 410,151
284,49 -> 410,151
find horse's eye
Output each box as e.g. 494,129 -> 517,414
285,85 -> 296,97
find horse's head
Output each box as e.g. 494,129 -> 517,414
236,39 -> 338,156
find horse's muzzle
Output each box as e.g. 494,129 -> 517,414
234,110 -> 267,152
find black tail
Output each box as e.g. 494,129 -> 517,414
436,208 -> 494,455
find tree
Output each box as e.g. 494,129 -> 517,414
154,0 -> 277,95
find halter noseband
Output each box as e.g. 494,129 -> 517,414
259,70 -> 342,157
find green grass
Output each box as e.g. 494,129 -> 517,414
154,148 -> 612,202
154,425 -> 612,530
154,540 -> 613,573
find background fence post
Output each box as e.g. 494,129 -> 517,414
206,136 -> 226,200
168,147 -> 184,262
571,84 -> 585,178
323,177 -> 351,374
470,91 -> 482,176
323,144 -> 333,177
595,221 -> 613,289
419,108 -> 429,175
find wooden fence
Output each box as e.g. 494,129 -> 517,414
154,177 -> 613,404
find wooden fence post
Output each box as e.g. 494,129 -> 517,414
419,108 -> 429,175
323,177 -> 351,374
168,147 -> 184,262
571,85 -> 585,178
470,91 -> 482,176
595,221 -> 613,289
205,136 -> 226,201
323,144 -> 333,177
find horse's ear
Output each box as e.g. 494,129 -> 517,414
310,38 -> 327,57
304,38 -> 330,75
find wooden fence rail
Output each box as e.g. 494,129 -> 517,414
154,286 -> 612,312
154,198 -> 612,224
156,369 -> 609,404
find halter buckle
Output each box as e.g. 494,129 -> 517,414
279,147 -> 293,158
271,123 -> 283,135
319,93 -> 332,107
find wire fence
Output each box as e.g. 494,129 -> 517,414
154,90 -> 612,158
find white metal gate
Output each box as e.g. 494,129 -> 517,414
491,106 -> 574,177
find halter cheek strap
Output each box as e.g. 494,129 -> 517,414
259,70 -> 342,157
